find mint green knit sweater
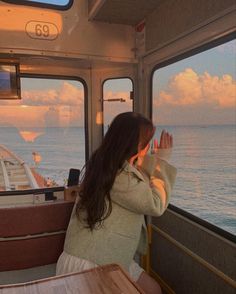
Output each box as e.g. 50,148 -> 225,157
63,154 -> 177,271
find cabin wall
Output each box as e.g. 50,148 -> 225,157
0,0 -> 135,62
145,0 -> 235,52
18,61 -> 138,155
151,209 -> 236,294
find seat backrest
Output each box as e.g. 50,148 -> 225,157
0,201 -> 74,271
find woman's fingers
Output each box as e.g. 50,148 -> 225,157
170,134 -> 173,148
154,138 -> 158,150
160,130 -> 165,148
151,138 -> 158,153
153,130 -> 173,151
160,130 -> 173,148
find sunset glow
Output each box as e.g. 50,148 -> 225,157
0,5 -> 62,33
155,69 -> 236,108
19,131 -> 44,142
0,81 -> 84,128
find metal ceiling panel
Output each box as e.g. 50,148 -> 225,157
88,0 -> 162,26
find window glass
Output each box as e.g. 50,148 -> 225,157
28,0 -> 69,4
152,39 -> 236,234
0,77 -> 85,191
2,0 -> 72,9
25,0 -> 70,5
103,78 -> 133,132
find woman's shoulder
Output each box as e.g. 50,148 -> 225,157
111,161 -> 155,214
111,161 -> 148,197
117,161 -> 145,182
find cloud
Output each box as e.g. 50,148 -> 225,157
44,106 -> 60,127
0,105 -> 46,127
202,73 -> 235,108
0,82 -> 85,127
21,82 -> 84,106
59,82 -> 84,106
155,68 -> 236,109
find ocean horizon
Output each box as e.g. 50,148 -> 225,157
0,124 -> 235,235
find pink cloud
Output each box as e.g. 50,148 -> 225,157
21,82 -> 84,106
0,81 -> 85,127
155,68 -> 236,108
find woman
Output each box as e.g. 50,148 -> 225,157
56,112 -> 177,294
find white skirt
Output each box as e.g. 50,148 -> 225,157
56,251 -> 144,282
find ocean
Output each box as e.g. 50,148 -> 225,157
0,125 -> 235,235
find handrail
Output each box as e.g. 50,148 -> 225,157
0,230 -> 66,241
23,163 -> 39,189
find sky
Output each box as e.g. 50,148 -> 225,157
0,39 -> 235,129
25,0 -> 70,6
153,39 -> 236,125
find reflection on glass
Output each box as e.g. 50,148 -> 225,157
103,78 -> 133,132
0,64 -> 19,99
0,78 -> 85,191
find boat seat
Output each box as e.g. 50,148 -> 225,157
0,201 -> 74,272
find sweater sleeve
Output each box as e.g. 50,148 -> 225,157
111,154 -> 177,216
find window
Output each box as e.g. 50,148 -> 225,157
152,38 -> 236,235
0,63 -> 20,100
103,78 -> 133,133
0,77 -> 85,191
2,0 -> 73,10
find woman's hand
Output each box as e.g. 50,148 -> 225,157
160,130 -> 173,149
152,130 -> 173,161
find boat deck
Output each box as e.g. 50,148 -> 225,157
0,145 -> 38,191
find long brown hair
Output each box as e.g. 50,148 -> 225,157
76,112 -> 154,230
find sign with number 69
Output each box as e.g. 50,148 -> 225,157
26,21 -> 59,40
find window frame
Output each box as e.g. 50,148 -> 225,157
150,32 -> 236,240
0,73 -> 88,193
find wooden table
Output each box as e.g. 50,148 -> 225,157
0,264 -> 145,294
